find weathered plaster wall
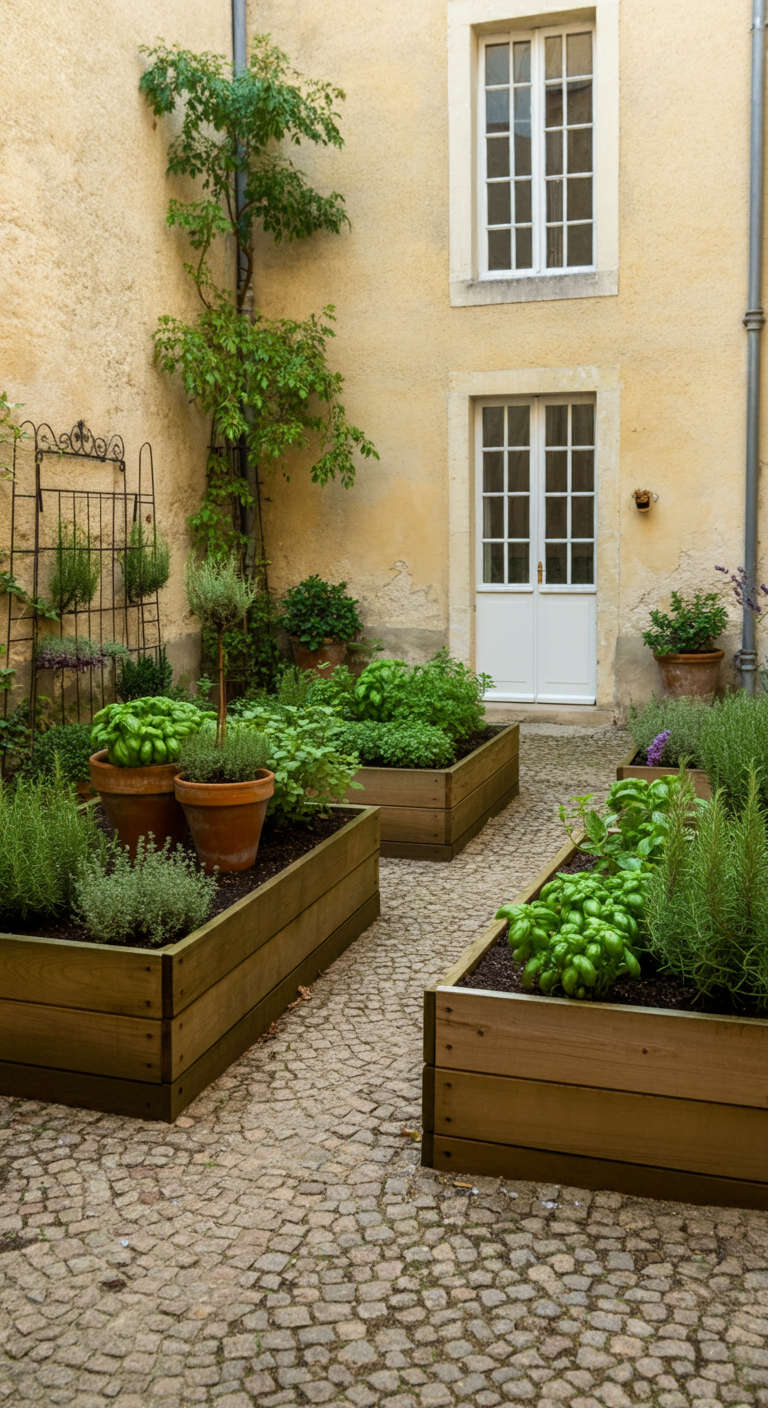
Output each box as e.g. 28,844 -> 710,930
251,0 -> 757,704
0,1 -> 231,682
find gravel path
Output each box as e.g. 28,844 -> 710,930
2,724 -> 768,1407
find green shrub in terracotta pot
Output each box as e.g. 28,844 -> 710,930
278,575 -> 363,672
642,591 -> 729,699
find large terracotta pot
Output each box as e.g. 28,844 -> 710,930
654,650 -> 724,700
88,750 -> 186,859
289,636 -> 348,674
174,769 -> 275,873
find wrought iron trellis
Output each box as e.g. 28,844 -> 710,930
2,417 -> 165,733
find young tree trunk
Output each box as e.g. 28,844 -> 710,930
218,631 -> 226,745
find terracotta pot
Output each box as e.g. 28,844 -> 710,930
88,750 -> 186,859
654,650 -> 725,700
289,636 -> 348,674
174,769 -> 275,873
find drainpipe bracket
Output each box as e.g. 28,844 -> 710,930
744,306 -> 765,331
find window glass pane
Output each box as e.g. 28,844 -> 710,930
508,545 -> 529,583
546,179 -> 563,222
515,128 -> 532,176
513,42 -> 531,83
545,35 -> 562,79
546,497 -> 567,537
488,229 -> 511,270
515,180 -> 532,223
485,43 -> 510,85
486,89 -> 510,134
546,543 -> 567,584
545,84 -> 563,129
572,449 -> 594,491
515,227 -> 533,269
546,404 -> 568,446
567,222 -> 593,266
483,450 -> 504,492
487,183 -> 511,225
567,32 -> 592,77
487,137 -> 510,179
571,544 -> 594,584
483,497 -> 505,537
483,542 -> 504,584
572,495 -> 594,537
508,497 -> 529,538
482,406 -> 504,446
546,129 -> 563,175
514,86 -> 531,136
567,176 -> 592,220
567,79 -> 592,125
567,127 -> 592,173
546,450 -> 567,492
507,405 -> 530,445
547,225 -> 564,266
572,403 -> 594,445
508,450 -> 529,491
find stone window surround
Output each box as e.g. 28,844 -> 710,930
448,0 -> 619,306
447,365 -> 620,709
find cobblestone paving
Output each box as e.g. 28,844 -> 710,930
2,725 -> 768,1407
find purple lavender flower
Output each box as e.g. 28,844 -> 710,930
646,729 -> 671,767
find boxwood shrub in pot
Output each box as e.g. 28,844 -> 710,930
279,575 -> 362,672
642,591 -> 728,698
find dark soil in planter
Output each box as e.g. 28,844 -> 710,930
458,850 -> 768,1021
451,727 -> 497,763
11,810 -> 355,949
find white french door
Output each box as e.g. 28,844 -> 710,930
475,396 -> 597,703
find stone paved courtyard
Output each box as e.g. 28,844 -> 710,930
2,724 -> 768,1407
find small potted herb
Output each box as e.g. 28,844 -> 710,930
50,524 -> 100,612
120,520 -> 171,601
175,723 -> 274,872
279,575 -> 363,673
642,591 -> 728,698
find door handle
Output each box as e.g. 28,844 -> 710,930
537,560 -> 543,584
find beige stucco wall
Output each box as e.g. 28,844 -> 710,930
0,0 -> 232,688
251,0 -> 758,711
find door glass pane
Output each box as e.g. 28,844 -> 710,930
567,79 -> 592,125
515,180 -> 532,223
572,403 -> 594,445
572,450 -> 594,491
515,128 -> 532,176
507,405 -> 530,445
546,225 -> 564,267
546,179 -> 563,221
546,450 -> 567,492
545,35 -> 562,78
486,89 -> 510,133
567,127 -> 592,173
546,405 -> 568,446
508,450 -> 529,491
508,545 -> 529,583
567,176 -> 592,220
545,543 -> 567,584
515,227 -> 533,269
513,41 -> 531,83
482,406 -> 504,446
545,85 -> 563,128
488,229 -> 511,270
483,497 -> 504,537
485,43 -> 510,85
487,183 -> 511,225
508,497 -> 529,538
546,129 -> 563,174
487,137 -> 510,178
566,32 -> 592,76
546,497 -> 567,537
572,495 -> 594,537
567,223 -> 593,266
483,451 -> 504,492
483,542 -> 504,583
571,544 -> 594,584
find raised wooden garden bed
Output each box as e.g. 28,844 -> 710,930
422,837 -> 768,1210
616,747 -> 711,798
345,723 -> 519,861
0,806 -> 380,1122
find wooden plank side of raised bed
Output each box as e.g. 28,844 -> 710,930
0,934 -> 163,1017
377,805 -> 448,847
433,1070 -> 768,1182
616,763 -> 711,799
435,989 -> 768,1109
430,1135 -> 768,1211
448,725 -> 519,808
165,807 -> 379,1015
0,998 -> 163,1082
349,768 -> 447,809
0,1058 -> 171,1121
167,891 -> 380,1120
167,854 -> 379,1080
447,758 -> 520,846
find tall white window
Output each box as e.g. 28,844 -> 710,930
480,25 -> 594,277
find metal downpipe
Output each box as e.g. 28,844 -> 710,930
742,0 -> 766,692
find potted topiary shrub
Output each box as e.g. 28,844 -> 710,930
279,575 -> 363,673
642,590 -> 728,698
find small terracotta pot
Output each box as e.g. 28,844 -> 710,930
174,769 -> 275,873
88,750 -> 186,859
289,636 -> 348,674
654,650 -> 724,700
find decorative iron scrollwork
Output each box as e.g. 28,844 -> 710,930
35,418 -> 125,467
